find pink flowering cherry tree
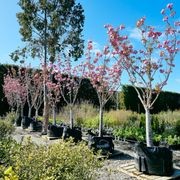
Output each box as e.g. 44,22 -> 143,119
22,67 -> 44,118
3,73 -> 27,118
85,41 -> 122,137
46,70 -> 61,125
50,57 -> 85,129
107,3 -> 179,147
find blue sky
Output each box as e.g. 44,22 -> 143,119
0,0 -> 180,93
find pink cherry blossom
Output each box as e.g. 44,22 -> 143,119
161,9 -> 165,14
119,24 -> 125,30
167,3 -> 173,10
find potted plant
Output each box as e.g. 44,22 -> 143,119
107,3 -> 179,175
85,41 -> 122,154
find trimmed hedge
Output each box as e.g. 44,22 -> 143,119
119,85 -> 180,113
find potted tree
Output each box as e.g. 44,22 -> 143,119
48,57 -> 84,141
107,3 -> 179,175
46,71 -> 63,138
85,41 -> 122,154
3,70 -> 27,127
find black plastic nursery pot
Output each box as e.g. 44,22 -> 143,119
169,144 -> 180,150
21,116 -> 33,129
134,142 -> 173,176
29,120 -> 42,132
62,126 -> 82,143
15,116 -> 22,126
47,125 -> 64,138
88,135 -> 114,155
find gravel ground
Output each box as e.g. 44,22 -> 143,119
95,154 -> 137,180
12,127 -> 180,180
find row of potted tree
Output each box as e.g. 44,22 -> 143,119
3,2 -> 180,176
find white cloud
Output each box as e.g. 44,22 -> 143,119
129,28 -> 142,41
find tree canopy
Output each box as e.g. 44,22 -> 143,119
11,0 -> 85,62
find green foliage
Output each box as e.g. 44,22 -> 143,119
104,110 -> 135,127
57,102 -> 98,127
0,120 -> 15,139
120,85 -> 180,113
0,165 -> 6,179
165,135 -> 180,145
0,120 -> 18,170
9,138 -> 101,180
83,116 -> 99,129
112,111 -> 180,145
113,126 -> 145,142
0,137 -> 20,170
4,166 -> 18,180
174,119 -> 180,136
4,111 -> 17,124
153,134 -> 163,144
12,0 -> 85,62
120,85 -> 143,113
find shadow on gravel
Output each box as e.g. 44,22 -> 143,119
109,153 -> 134,161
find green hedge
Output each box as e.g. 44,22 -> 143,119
119,85 -> 180,113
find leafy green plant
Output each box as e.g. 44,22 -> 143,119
113,126 -> 145,142
113,127 -> 125,139
83,116 -> 99,128
4,166 -> 18,180
104,109 -> 134,127
153,134 -> 163,144
10,138 -> 101,180
0,120 -> 15,139
174,119 -> 180,136
165,135 -> 180,145
5,111 -> 17,124
0,137 -> 20,167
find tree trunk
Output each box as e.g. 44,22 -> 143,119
42,8 -> 49,135
70,106 -> 74,129
20,104 -> 24,118
53,104 -> 56,125
99,105 -> 103,137
145,108 -> 153,147
28,107 -> 32,118
35,108 -> 38,119
42,86 -> 49,134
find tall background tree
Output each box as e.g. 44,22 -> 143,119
11,0 -> 84,133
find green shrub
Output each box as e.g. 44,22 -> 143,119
0,137 -> 20,171
153,134 -> 163,143
104,110 -> 134,127
83,116 -> 99,128
5,111 -> 17,124
174,119 -> 180,136
0,120 -> 15,139
0,165 -> 6,179
4,166 -> 18,180
165,135 -> 180,145
126,113 -> 138,124
113,127 -> 125,139
113,126 -> 145,142
56,102 -> 98,127
11,138 -> 101,180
